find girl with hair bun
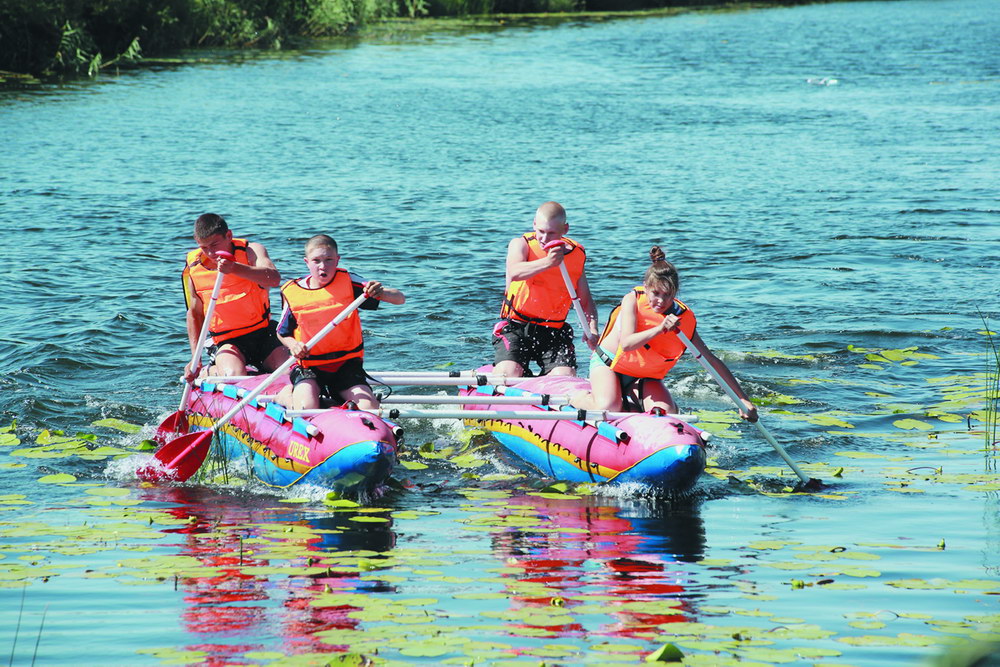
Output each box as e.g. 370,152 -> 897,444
572,246 -> 758,419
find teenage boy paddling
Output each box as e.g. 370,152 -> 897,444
276,234 -> 404,411
493,201 -> 600,378
183,213 -> 289,381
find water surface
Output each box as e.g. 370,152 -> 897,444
1,0 -> 998,663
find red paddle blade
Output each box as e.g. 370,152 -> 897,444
136,430 -> 213,483
153,411 -> 189,446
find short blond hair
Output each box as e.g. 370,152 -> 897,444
305,234 -> 338,254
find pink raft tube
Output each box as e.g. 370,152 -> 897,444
459,370 -> 708,491
186,375 -> 399,493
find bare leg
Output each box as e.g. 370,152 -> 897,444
341,384 -> 380,411
292,379 -> 322,411
640,380 -> 677,414
493,360 -> 525,377
261,345 -> 291,373
545,365 -> 576,377
571,365 -> 622,411
275,385 -> 294,408
211,344 -> 247,376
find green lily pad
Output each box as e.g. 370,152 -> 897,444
91,418 -> 143,433
38,474 -> 77,484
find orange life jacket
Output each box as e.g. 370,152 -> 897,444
500,233 -> 586,328
602,288 -> 697,379
183,238 -> 271,344
280,269 -> 364,368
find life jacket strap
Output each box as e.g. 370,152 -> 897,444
307,342 -> 364,362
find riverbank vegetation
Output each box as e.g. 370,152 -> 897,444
0,0 -> 822,80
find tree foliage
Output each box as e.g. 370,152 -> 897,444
0,0 -> 397,76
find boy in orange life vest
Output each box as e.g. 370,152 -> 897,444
182,213 -> 289,381
571,246 -> 759,420
493,201 -> 600,378
274,234 -> 405,411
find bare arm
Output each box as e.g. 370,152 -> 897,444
183,278 -> 205,381
364,281 -> 405,305
687,331 -> 758,422
574,270 -> 600,346
276,298 -> 308,359
277,332 -> 309,360
215,242 -> 281,288
505,237 -> 564,285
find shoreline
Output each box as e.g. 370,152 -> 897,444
0,0 -> 846,87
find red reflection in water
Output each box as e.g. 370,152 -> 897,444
491,494 -> 702,639
137,487 -> 396,660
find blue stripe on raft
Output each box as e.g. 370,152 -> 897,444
492,428 -> 705,489
492,430 -> 608,483
608,444 -> 706,491
211,431 -> 395,491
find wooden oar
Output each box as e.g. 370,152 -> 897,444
138,293 -> 369,482
672,327 -> 821,489
286,407 -> 698,422
154,250 -> 233,444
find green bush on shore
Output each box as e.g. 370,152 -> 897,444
0,0 -> 771,78
0,0 -> 398,77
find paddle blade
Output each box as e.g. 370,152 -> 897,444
153,411 -> 189,446
136,430 -> 213,483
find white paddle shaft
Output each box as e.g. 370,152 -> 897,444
558,261 -> 591,335
286,407 -> 696,422
674,329 -> 810,484
177,265 -> 226,413
210,293 -> 369,431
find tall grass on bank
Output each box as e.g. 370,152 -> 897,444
979,310 -> 1000,462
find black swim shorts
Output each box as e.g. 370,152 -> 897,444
492,319 -> 577,375
209,320 -> 283,372
289,357 -> 370,401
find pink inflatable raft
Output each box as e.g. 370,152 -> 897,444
455,371 -> 709,491
183,375 -> 400,493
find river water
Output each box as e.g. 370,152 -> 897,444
1,0 -> 998,664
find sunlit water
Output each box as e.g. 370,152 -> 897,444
1,0 -> 999,664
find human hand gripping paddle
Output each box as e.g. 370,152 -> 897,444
662,304 -> 823,491
154,250 -> 234,444
542,239 -> 596,350
138,292 -> 370,482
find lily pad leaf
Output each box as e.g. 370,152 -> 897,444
893,419 -> 934,431
91,419 -> 143,433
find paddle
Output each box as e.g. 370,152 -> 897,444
543,239 -> 593,344
553,262 -> 821,490
367,375 -> 535,387
138,292 -> 370,482
670,321 -> 822,490
155,250 -> 234,444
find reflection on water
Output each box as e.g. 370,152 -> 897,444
490,493 -> 705,639
137,486 -> 398,660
